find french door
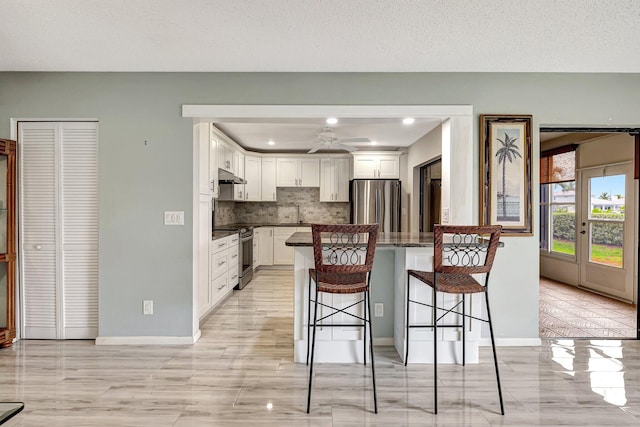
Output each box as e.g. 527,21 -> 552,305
579,163 -> 634,302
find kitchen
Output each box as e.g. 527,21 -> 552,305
195,114 -> 438,321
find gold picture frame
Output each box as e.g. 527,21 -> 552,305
480,114 -> 533,236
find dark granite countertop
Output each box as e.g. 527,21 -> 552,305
217,223 -> 315,228
285,232 -> 436,248
211,230 -> 238,241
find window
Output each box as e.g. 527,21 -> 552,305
540,145 -> 577,256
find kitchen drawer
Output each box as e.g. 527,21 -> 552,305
228,244 -> 239,264
229,233 -> 240,246
211,272 -> 229,305
211,250 -> 229,279
211,236 -> 230,254
228,266 -> 239,289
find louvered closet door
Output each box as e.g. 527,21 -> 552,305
20,123 -> 58,339
19,122 -> 98,339
60,123 -> 98,338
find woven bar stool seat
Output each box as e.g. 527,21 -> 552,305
306,223 -> 379,414
405,225 -> 504,415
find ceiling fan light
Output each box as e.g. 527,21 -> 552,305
403,117 -> 415,125
326,117 -> 338,125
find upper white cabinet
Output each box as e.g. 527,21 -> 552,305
352,152 -> 401,179
276,158 -> 320,187
218,140 -> 234,173
244,155 -> 261,201
208,128 -> 219,199
261,158 -> 277,201
320,158 -> 350,202
233,150 -> 245,179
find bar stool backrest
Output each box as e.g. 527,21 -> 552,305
311,224 -> 379,274
434,225 -> 502,275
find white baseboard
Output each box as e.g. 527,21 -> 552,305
479,337 -> 542,347
96,330 -> 202,346
373,337 -> 394,346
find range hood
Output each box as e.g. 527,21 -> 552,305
218,168 -> 247,184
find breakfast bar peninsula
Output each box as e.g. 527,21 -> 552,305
286,231 -> 487,364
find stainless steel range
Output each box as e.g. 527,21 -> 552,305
213,226 -> 254,290
237,226 -> 254,289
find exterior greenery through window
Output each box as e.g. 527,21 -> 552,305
540,145 -> 578,257
540,182 -> 576,256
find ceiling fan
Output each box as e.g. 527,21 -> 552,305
307,127 -> 370,153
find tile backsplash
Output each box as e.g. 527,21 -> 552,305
214,187 -> 349,225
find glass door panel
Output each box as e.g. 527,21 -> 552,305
579,166 -> 633,301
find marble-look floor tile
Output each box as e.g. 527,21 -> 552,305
2,270 -> 640,426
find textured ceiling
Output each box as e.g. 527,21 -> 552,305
1,0 -> 638,72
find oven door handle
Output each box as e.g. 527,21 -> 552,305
241,236 -> 253,243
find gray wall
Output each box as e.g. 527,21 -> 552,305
1,72 -> 639,339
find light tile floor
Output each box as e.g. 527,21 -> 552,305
2,270 -> 640,425
539,276 -> 637,338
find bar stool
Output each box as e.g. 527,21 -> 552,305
405,225 -> 504,415
306,223 -> 379,414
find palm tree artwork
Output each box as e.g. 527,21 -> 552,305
495,131 -> 522,221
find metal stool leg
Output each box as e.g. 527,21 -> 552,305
462,294 -> 466,366
306,292 -> 320,413
363,291 -> 367,366
405,271 -> 410,366
433,285 -> 438,414
307,275 -> 312,365
485,291 -> 504,415
366,288 -> 378,413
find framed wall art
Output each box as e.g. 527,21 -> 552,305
479,114 -> 533,236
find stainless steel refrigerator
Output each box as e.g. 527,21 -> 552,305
350,179 -> 401,232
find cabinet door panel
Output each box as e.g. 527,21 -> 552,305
378,155 -> 400,179
244,156 -> 261,201
353,157 -> 377,178
319,159 -> 334,201
261,158 -> 277,201
299,158 -> 320,187
276,158 -> 298,187
334,158 -> 350,201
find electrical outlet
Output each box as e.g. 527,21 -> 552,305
374,303 -> 384,317
143,300 -> 153,315
164,211 -> 184,225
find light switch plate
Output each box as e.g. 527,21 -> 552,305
164,211 -> 184,225
143,300 -> 153,315
442,207 -> 450,223
374,303 -> 384,317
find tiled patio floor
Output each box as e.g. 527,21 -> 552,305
539,277 -> 636,338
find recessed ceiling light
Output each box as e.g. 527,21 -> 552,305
326,117 -> 338,125
267,139 -> 275,146
403,117 -> 415,125
370,141 -> 377,145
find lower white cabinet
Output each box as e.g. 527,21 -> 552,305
273,227 -> 310,265
256,227 -> 274,267
200,235 -> 238,318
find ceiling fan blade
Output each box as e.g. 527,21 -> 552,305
334,143 -> 358,152
337,137 -> 370,143
307,142 -> 325,154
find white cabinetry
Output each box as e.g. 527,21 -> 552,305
197,122 -> 218,198
200,235 -> 237,319
352,152 -> 401,179
256,227 -> 274,266
273,227 -> 310,265
218,141 -> 234,173
276,158 -> 320,187
244,155 -> 262,201
234,150 -> 245,179
261,158 -> 277,201
320,158 -> 350,202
